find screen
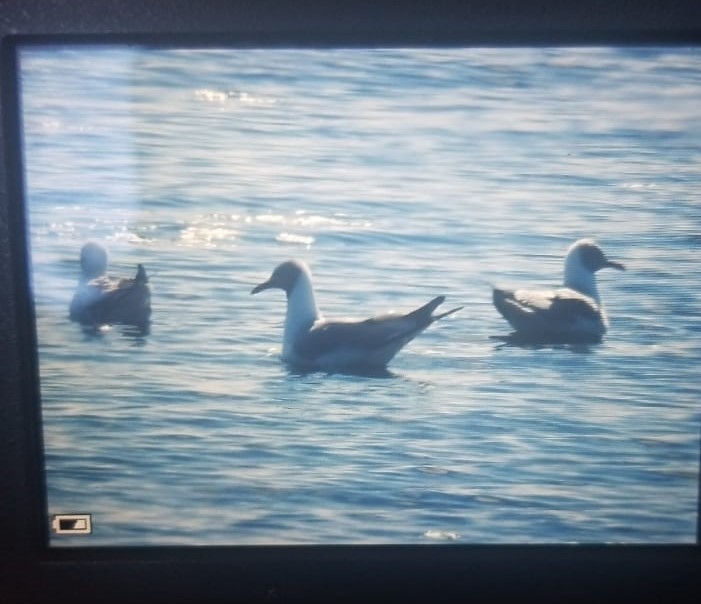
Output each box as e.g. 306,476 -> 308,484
15,43 -> 701,548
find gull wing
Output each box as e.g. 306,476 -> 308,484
72,265 -> 151,328
294,296 -> 460,365
493,287 -> 604,341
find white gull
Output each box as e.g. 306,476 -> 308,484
492,239 -> 624,343
251,259 -> 462,371
69,241 -> 151,330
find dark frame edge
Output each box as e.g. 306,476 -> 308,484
0,33 -> 51,566
2,3 -> 701,603
6,544 -> 701,604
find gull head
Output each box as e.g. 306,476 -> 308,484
565,239 -> 625,273
251,259 -> 311,297
80,241 -> 108,280
569,239 -> 625,273
564,239 -> 625,300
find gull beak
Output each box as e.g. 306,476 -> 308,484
604,259 -> 625,271
251,280 -> 273,295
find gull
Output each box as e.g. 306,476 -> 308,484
69,242 -> 151,331
492,238 -> 624,343
251,259 -> 461,371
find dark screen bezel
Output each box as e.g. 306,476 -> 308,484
1,2 -> 700,603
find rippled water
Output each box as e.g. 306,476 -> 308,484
17,46 -> 701,545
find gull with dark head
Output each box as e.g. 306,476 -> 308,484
492,239 -> 624,343
252,259 -> 461,372
70,241 -> 151,331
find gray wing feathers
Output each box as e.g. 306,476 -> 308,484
493,286 -> 604,340
71,264 -> 150,326
295,296 -> 460,359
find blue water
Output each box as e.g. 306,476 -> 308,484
18,46 -> 701,545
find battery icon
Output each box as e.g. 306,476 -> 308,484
51,514 -> 92,535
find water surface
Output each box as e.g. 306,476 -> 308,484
18,46 -> 701,545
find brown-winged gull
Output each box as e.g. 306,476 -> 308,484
252,259 -> 461,371
69,241 -> 151,330
492,239 -> 624,343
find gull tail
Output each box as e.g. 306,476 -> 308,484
135,264 -> 149,284
432,304 -> 463,322
492,287 -> 514,319
409,295 -> 463,324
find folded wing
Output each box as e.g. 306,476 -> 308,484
493,287 -> 605,342
294,295 -> 460,368
71,264 -> 151,329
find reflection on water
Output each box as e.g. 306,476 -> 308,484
490,334 -> 596,354
286,365 -> 398,380
78,322 -> 151,340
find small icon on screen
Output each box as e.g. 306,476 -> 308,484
51,514 -> 92,535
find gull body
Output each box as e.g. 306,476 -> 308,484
70,242 -> 151,330
252,260 -> 461,371
492,239 -> 624,343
